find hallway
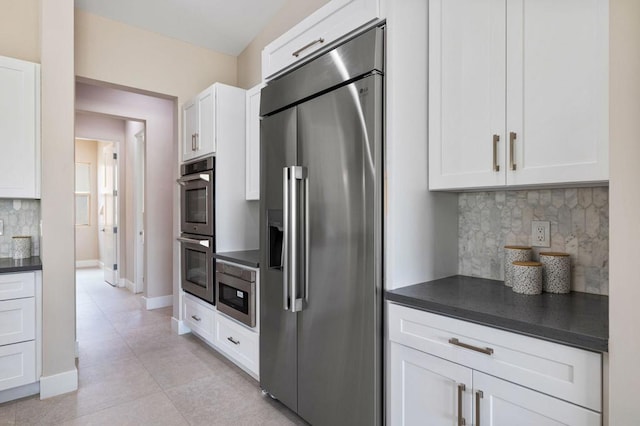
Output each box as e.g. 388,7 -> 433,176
0,268 -> 303,425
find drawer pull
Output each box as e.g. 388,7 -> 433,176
448,338 -> 494,355
457,383 -> 466,426
191,315 -> 201,322
227,336 -> 240,345
492,134 -> 500,172
292,38 -> 325,57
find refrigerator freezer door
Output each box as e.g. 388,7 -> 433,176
296,74 -> 383,425
259,106 -> 298,411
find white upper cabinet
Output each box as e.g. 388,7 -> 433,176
182,85 -> 216,162
245,84 -> 263,201
0,56 -> 40,198
262,0 -> 380,80
428,0 -> 609,190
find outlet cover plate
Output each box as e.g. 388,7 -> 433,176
532,220 -> 550,247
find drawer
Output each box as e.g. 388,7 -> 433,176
0,272 -> 35,301
0,298 -> 35,346
388,303 -> 602,412
0,341 -> 36,391
215,313 -> 259,376
261,0 -> 379,80
183,294 -> 215,342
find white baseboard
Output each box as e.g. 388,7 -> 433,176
123,279 -> 135,293
39,368 -> 78,399
98,261 -> 104,268
143,295 -> 173,310
171,317 -> 191,335
75,259 -> 99,268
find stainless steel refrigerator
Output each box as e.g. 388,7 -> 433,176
259,25 -> 384,426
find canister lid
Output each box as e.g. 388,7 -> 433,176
512,261 -> 543,267
504,245 -> 532,250
539,252 -> 570,257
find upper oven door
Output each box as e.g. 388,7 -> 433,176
179,170 -> 214,236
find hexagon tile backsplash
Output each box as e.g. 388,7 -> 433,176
458,187 -> 609,295
0,199 -> 41,258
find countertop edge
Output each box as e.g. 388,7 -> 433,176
386,292 -> 608,353
213,251 -> 259,268
0,257 -> 43,273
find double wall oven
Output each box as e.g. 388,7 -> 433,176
178,156 -> 216,304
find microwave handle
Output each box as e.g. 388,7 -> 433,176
176,173 -> 210,186
177,237 -> 210,248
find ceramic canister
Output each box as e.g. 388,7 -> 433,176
539,252 -> 571,294
511,261 -> 543,295
504,246 -> 532,287
12,236 -> 31,260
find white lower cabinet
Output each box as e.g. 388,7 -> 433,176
388,303 -> 602,425
0,271 -> 41,398
182,292 -> 259,379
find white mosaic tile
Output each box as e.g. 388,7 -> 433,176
458,187 -> 609,295
0,199 -> 40,258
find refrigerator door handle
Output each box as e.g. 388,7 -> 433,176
304,171 -> 309,306
290,166 -> 304,312
282,167 -> 290,311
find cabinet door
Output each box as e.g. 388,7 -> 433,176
506,0 -> 608,186
197,87 -> 215,156
429,0 -> 506,190
245,84 -> 263,200
182,99 -> 198,162
474,371 -> 601,426
0,56 -> 39,198
390,343 -> 472,426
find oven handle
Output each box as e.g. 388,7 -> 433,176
177,237 -> 210,248
176,173 -> 210,186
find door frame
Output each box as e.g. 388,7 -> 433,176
133,129 -> 145,293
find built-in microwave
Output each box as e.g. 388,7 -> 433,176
216,262 -> 256,328
179,234 -> 215,304
178,156 -> 215,236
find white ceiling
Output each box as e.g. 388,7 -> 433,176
74,0 -> 287,56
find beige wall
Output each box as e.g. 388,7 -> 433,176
74,139 -> 98,262
236,0 -> 330,88
75,9 -> 237,101
609,0 -> 640,423
40,0 -> 77,394
0,0 -> 40,62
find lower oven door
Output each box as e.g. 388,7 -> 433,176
216,270 -> 256,327
178,234 -> 215,304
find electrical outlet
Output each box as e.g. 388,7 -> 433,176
531,220 -> 550,247
0,219 -> 3,236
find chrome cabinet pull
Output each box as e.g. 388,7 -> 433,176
292,38 -> 325,57
227,336 -> 240,345
509,131 -> 517,171
492,134 -> 500,172
191,133 -> 196,151
448,338 -> 494,355
457,383 -> 466,426
476,390 -> 484,426
283,167 -> 290,311
191,315 -> 201,322
195,133 -> 200,151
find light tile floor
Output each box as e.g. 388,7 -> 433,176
0,268 -> 306,425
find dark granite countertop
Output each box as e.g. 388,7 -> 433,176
213,250 -> 260,268
386,275 -> 608,353
0,256 -> 42,273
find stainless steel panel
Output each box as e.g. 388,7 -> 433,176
296,75 -> 383,426
216,270 -> 256,328
260,26 -> 384,117
259,106 -> 298,411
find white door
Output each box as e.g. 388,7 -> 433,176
182,99 -> 198,162
390,343 -> 473,426
428,0 -> 506,190
506,0 -> 609,186
134,130 -> 145,294
474,371 -> 601,426
100,144 -> 118,286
